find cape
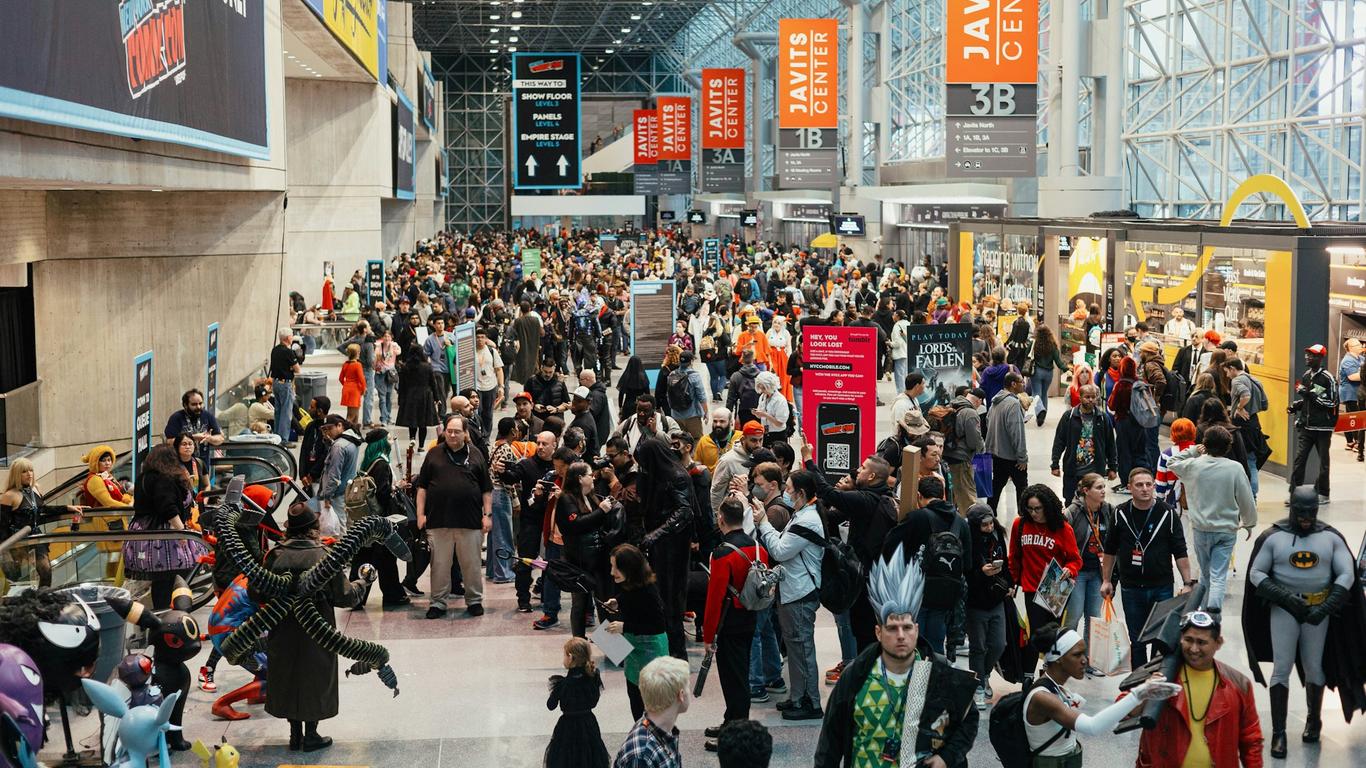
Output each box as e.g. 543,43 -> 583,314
1240,519 -> 1366,721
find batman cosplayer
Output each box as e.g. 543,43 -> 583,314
1241,485 -> 1366,759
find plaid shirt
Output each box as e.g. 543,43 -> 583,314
613,717 -> 681,768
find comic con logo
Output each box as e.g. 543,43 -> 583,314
119,0 -> 188,99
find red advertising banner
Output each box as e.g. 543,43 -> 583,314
802,325 -> 878,483
777,18 -> 838,129
701,68 -> 745,150
657,96 -> 691,161
632,108 -> 657,164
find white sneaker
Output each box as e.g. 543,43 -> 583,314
974,686 -> 987,711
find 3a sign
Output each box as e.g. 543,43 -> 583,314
512,53 -> 582,189
778,19 -> 838,129
701,148 -> 745,193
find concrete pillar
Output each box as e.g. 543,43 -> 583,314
844,0 -> 865,189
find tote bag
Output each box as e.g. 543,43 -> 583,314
1089,597 -> 1131,676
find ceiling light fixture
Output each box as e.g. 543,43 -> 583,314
621,27 -> 630,32
510,25 -> 520,30
605,48 -> 615,53
508,36 -> 518,42
489,48 -> 498,53
631,13 -> 641,19
510,10 -> 522,18
614,39 -> 622,44
489,13 -> 500,19
508,46 -> 518,51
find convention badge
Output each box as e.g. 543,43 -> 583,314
1130,547 -> 1144,568
880,735 -> 902,763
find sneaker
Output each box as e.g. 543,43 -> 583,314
775,698 -> 798,713
533,614 -> 560,630
465,604 -> 485,617
517,601 -> 533,613
1112,483 -> 1130,494
750,689 -> 771,703
767,679 -> 787,694
1318,495 -> 1330,505
974,687 -> 987,711
825,661 -> 845,685
425,606 -> 447,619
198,666 -> 216,693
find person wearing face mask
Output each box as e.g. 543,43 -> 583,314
1242,486 -> 1366,759
753,469 -> 825,721
79,445 -> 134,508
709,421 -> 766,515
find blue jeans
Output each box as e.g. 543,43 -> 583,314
1120,584 -> 1172,667
834,609 -> 857,663
1064,568 -> 1104,631
1116,418 -> 1144,480
1244,455 -> 1259,498
916,606 -> 951,655
272,380 -> 294,442
793,386 -> 804,433
541,542 -> 562,617
1030,368 -> 1055,416
893,357 -> 909,390
485,489 -> 515,582
1192,529 -> 1236,611
748,606 -> 782,692
1143,425 -> 1161,473
377,371 -> 395,424
362,368 -> 376,425
706,359 -> 727,400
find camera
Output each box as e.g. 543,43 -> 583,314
589,455 -> 612,471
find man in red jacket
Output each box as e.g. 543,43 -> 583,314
702,495 -> 771,752
1138,611 -> 1263,767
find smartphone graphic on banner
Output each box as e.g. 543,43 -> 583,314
816,403 -> 861,484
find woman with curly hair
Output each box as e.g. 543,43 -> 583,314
1009,484 -> 1081,674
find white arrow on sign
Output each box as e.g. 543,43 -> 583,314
556,155 -> 569,176
525,156 -> 538,176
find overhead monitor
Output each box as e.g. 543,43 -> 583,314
741,209 -> 759,226
659,210 -> 676,221
687,210 -> 707,224
830,214 -> 867,237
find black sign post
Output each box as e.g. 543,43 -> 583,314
512,53 -> 582,190
206,324 -> 219,413
132,351 -> 154,479
392,81 -> 416,199
366,260 -> 385,307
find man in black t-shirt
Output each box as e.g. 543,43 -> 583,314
269,327 -> 302,443
1100,467 -> 1195,666
416,413 -> 493,619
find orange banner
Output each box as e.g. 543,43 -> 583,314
657,96 -> 691,161
945,0 -> 1039,83
777,18 -> 838,129
701,68 -> 745,150
632,109 -> 657,165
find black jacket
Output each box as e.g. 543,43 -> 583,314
132,471 -> 192,527
814,641 -> 980,768
527,374 -> 570,410
1050,405 -> 1117,476
806,459 -> 897,569
556,493 -> 616,570
499,454 -> 554,512
639,469 -> 695,550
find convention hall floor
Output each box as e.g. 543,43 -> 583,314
74,351 -> 1365,767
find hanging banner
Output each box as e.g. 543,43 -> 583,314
701,69 -> 745,149
132,351 -> 154,479
0,0 -> 268,159
778,19 -> 838,129
419,60 -> 437,132
521,248 -> 543,276
945,0 -> 1039,84
802,325 -> 878,484
632,109 -> 660,195
206,324 -> 219,414
630,281 -> 678,385
365,260 -> 385,306
944,0 -> 1039,178
657,96 -> 692,195
301,0 -> 386,81
392,81 -> 416,200
904,323 -> 974,408
438,149 -> 449,199
512,52 -> 582,189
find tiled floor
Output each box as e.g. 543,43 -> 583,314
57,350 -> 1365,767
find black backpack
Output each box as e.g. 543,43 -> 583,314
989,677 -> 1071,768
667,369 -> 693,410
1159,364 -> 1186,414
789,524 -> 865,613
734,371 -> 760,423
920,514 -> 965,611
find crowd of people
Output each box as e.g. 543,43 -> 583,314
23,226 -> 1356,765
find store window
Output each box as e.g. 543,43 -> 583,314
971,232 -> 1042,307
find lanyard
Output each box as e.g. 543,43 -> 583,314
1121,503 -> 1168,557
879,657 -> 913,712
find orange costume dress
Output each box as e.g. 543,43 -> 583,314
339,360 -> 366,408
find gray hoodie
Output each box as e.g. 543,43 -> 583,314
985,391 -> 1028,462
1166,445 -> 1257,533
942,395 -> 985,463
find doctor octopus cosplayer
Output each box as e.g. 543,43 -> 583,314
1241,485 -> 1366,759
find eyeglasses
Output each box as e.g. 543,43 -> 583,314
1180,610 -> 1215,630
1025,503 -> 1045,512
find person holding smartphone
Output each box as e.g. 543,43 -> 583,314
964,503 -> 1012,712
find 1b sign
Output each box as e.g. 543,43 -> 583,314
946,0 -> 1039,84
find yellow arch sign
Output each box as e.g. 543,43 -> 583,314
1130,175 -> 1310,321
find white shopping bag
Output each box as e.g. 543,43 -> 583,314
1089,597 -> 1131,676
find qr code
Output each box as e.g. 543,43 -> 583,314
825,443 -> 851,471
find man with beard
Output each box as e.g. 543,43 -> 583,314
511,391 -> 544,439
527,359 -> 571,419
696,408 -> 740,474
1243,486 -> 1366,758
298,395 -> 332,492
164,388 -> 225,467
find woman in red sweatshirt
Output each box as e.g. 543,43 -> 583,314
1010,484 -> 1082,674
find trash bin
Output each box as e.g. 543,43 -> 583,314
56,584 -> 131,684
294,371 -> 328,407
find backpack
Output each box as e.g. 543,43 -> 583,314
929,401 -> 970,453
734,371 -> 760,424
1243,373 -> 1269,414
920,515 -> 965,610
343,463 -> 382,520
1129,380 -> 1163,428
789,524 -> 865,613
989,677 -> 1071,768
1162,367 -> 1188,414
721,543 -> 779,611
667,368 -> 694,410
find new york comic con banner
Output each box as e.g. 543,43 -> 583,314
0,0 -> 269,159
905,323 -> 974,408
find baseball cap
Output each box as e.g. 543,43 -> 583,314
572,386 -> 591,400
741,420 -> 766,437
322,414 -> 348,427
1305,343 -> 1327,356
513,391 -> 533,403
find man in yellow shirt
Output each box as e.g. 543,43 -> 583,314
695,408 -> 740,473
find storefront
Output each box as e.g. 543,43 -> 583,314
950,214 -> 1366,473
885,203 -> 1007,274
776,202 -> 833,250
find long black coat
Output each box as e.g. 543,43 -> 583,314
396,362 -> 438,429
263,538 -> 364,722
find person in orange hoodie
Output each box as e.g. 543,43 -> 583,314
79,445 -> 134,508
733,314 -> 771,371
